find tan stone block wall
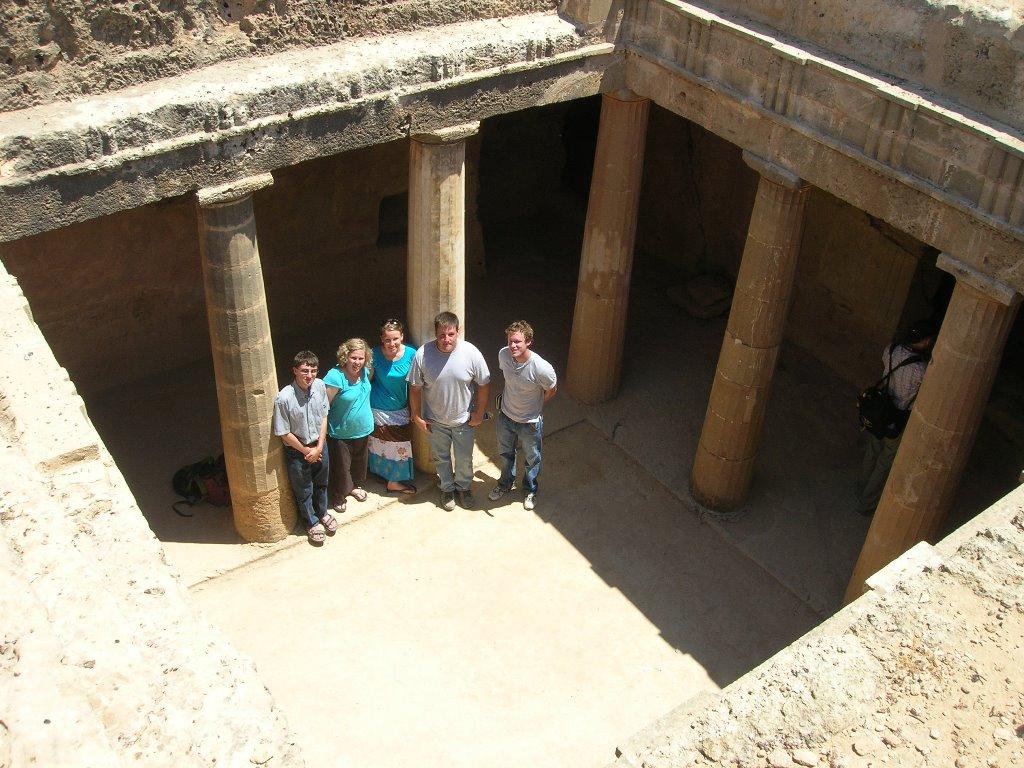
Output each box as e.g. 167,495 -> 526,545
638,106 -> 930,387
0,139 -> 423,395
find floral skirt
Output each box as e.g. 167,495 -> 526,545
367,407 -> 415,482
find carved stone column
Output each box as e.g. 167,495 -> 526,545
690,153 -> 810,512
565,91 -> 650,405
196,174 -> 297,542
407,122 -> 479,473
845,255 -> 1021,602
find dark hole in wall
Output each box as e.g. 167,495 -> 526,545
477,95 -> 600,278
377,191 -> 408,247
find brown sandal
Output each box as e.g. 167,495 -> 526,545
307,523 -> 326,545
350,488 -> 368,502
320,512 -> 339,535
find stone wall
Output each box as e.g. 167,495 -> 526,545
0,99 -> 934,394
0,0 -> 558,111
698,0 -> 1024,132
0,261 -> 302,766
0,139 -> 423,395
637,105 -> 931,387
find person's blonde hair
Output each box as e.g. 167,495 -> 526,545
336,337 -> 373,379
505,320 -> 534,343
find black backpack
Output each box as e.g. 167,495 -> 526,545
172,454 -> 231,516
858,346 -> 922,439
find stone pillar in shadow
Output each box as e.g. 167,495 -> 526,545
407,122 -> 479,473
844,254 -> 1021,603
564,91 -> 650,405
690,153 -> 810,512
196,174 -> 297,542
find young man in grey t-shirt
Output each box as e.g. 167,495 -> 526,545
488,320 -> 557,510
408,311 -> 490,511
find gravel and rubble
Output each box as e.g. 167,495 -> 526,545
610,492 -> 1024,768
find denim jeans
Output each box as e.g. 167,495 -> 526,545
427,421 -> 475,492
495,411 -> 543,495
284,444 -> 330,529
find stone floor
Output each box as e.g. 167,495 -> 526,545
83,216 -> 1023,767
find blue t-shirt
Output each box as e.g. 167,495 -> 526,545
323,366 -> 373,440
370,345 -> 416,412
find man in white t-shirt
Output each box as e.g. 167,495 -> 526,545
488,320 -> 557,511
408,311 -> 491,511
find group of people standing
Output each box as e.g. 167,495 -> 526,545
272,312 -> 557,545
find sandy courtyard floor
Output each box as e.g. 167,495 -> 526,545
189,420 -> 818,768
83,224 -> 1023,767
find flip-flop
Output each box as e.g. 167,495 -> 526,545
386,482 -> 417,495
320,512 -> 339,534
333,500 -> 347,514
350,488 -> 368,502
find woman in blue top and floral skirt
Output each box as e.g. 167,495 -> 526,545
324,338 -> 374,513
368,319 -> 417,494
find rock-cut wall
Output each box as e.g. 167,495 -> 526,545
0,0 -> 557,111
698,0 -> 1024,132
0,259 -> 303,767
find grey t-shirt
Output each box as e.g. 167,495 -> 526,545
408,340 -> 490,427
498,347 -> 557,423
272,378 -> 329,445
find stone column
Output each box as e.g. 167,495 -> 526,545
690,153 -> 810,512
407,122 -> 479,473
196,174 -> 297,542
564,91 -> 649,405
844,255 -> 1021,602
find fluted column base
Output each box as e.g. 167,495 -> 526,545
197,174 -> 297,542
845,255 -> 1021,602
565,91 -> 650,405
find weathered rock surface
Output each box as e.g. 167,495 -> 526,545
640,0 -> 1024,132
0,0 -> 558,110
0,262 -> 303,766
609,487 -> 1024,768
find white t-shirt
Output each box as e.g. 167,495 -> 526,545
408,340 -> 490,427
498,347 -> 556,423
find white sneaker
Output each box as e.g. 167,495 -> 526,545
488,485 -> 511,502
523,493 -> 536,511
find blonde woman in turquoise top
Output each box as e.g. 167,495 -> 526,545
368,319 -> 417,493
324,338 -> 374,513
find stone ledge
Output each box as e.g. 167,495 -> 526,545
0,260 -> 303,766
0,526 -> 122,768
0,13 -> 618,242
626,0 -> 1024,244
0,271 -> 100,473
626,45 -> 1024,293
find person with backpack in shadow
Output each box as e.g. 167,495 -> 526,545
856,319 -> 938,518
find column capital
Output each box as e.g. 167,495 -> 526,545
741,151 -> 805,190
197,173 -> 274,207
937,253 -> 1020,307
411,121 -> 480,145
605,89 -> 646,103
